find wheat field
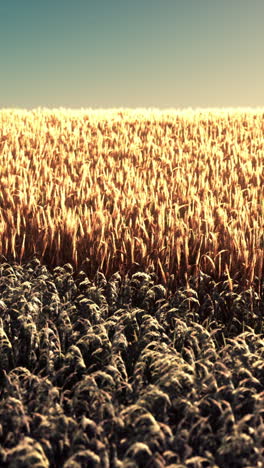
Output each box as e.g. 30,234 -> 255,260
0,108 -> 264,467
0,108 -> 263,290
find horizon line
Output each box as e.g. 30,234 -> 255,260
1,106 -> 264,113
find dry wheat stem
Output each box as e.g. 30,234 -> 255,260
0,108 -> 263,288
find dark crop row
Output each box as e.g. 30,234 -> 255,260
0,257 -> 263,467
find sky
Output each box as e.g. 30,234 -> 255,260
1,0 -> 263,109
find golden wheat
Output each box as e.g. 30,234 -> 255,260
0,108 -> 263,288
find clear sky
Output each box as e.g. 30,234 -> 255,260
1,0 -> 263,109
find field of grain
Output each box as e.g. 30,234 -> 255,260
0,108 -> 263,290
0,109 -> 264,467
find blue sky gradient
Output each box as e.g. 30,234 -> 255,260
1,0 -> 263,109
